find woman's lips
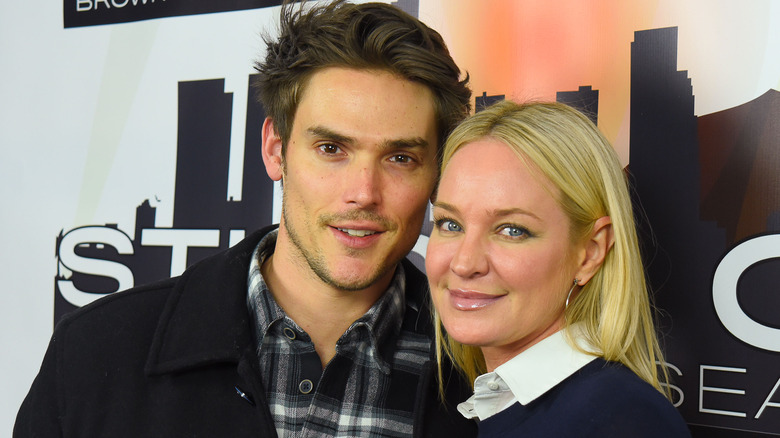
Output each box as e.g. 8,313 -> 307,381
448,289 -> 503,310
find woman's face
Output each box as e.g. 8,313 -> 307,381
426,138 -> 585,371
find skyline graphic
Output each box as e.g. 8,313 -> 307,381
628,27 -> 779,435
50,19 -> 780,436
54,76 -> 274,321
53,0 -> 423,322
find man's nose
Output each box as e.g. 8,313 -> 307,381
343,162 -> 382,208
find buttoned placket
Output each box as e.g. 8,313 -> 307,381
281,323 -> 322,396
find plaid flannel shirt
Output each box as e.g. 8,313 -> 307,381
247,230 -> 431,438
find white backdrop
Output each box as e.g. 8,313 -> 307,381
2,1 -> 779,436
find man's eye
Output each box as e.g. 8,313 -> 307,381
389,154 -> 414,164
319,144 -> 341,154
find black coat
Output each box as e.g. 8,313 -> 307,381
15,226 -> 477,437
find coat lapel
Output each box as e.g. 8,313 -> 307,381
144,227 -> 276,376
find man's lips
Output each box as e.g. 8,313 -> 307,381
329,224 -> 386,249
334,227 -> 380,237
448,289 -> 504,310
322,211 -> 394,249
329,218 -> 387,237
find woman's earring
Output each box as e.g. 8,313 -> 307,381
565,278 -> 580,309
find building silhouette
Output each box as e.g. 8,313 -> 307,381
476,91 -> 505,113
557,86 -> 599,125
628,27 -> 780,434
391,0 -> 418,17
55,76 -> 274,322
699,89 -> 780,243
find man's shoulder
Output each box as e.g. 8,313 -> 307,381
49,277 -> 179,375
56,276 -> 176,336
52,226 -> 274,358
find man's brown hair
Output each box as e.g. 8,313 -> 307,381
253,0 -> 471,153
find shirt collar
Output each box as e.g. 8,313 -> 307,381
246,229 -> 285,339
246,229 -> 406,373
458,327 -> 597,420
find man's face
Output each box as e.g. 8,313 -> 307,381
272,67 -> 439,291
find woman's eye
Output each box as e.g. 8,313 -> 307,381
435,219 -> 462,233
499,225 -> 528,238
446,221 -> 462,232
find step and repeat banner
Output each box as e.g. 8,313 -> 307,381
1,0 -> 778,436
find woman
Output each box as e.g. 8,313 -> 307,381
427,100 -> 691,437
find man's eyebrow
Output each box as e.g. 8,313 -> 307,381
307,126 -> 430,151
382,137 -> 430,151
308,126 -> 354,144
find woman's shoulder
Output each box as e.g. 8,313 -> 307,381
475,358 -> 691,437
567,357 -> 660,394
548,358 -> 691,437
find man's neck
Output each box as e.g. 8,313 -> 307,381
260,241 -> 393,368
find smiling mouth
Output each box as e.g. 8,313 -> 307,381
449,289 -> 504,310
336,228 -> 379,237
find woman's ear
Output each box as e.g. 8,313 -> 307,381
575,216 -> 615,285
262,117 -> 284,181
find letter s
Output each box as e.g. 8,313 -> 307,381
57,226 -> 134,307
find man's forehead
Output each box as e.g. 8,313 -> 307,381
288,67 -> 439,149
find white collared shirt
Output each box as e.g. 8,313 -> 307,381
457,328 -> 598,421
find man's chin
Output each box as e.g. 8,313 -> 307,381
320,273 -> 383,292
317,263 -> 395,292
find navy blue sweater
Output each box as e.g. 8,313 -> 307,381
477,359 -> 691,437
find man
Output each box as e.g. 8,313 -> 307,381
15,1 -> 474,437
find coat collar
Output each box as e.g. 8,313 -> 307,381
144,226 -> 275,376
144,225 -> 434,376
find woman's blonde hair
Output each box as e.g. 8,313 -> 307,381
434,100 -> 670,397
